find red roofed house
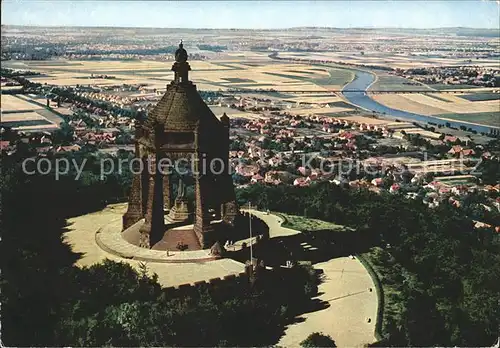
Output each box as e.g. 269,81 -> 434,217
250,174 -> 264,184
0,140 -> 11,151
294,177 -> 311,187
389,183 -> 400,193
443,135 -> 458,143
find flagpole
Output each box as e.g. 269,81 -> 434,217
249,201 -> 253,262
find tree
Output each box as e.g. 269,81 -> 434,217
300,332 -> 337,347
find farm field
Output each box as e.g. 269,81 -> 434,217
430,83 -> 483,91
3,59 -> 356,97
437,112 -> 500,128
1,94 -> 44,112
371,93 -> 500,127
277,51 -> 500,70
0,94 -> 63,131
459,93 -> 500,102
369,74 -> 431,92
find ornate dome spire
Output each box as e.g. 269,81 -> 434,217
175,40 -> 188,63
172,40 -> 191,84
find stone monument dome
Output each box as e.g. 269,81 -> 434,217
122,41 -> 239,250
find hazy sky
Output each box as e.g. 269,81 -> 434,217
2,1 -> 500,29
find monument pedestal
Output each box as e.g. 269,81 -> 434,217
167,198 -> 190,223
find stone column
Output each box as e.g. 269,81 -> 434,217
122,172 -> 143,231
141,156 -> 149,216
193,173 -> 214,248
163,173 -> 172,212
139,156 -> 164,248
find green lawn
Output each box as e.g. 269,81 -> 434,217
277,213 -> 346,232
436,112 -> 500,127
360,247 -> 404,341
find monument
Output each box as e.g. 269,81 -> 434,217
122,41 -> 239,249
167,177 -> 190,223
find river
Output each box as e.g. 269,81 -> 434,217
341,69 -> 496,135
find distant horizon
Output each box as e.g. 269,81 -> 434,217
2,1 -> 499,29
2,24 -> 499,31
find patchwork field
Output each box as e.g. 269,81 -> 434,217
1,94 -> 63,131
369,74 -> 431,92
1,94 -> 44,112
3,59 -> 356,96
371,93 -> 500,127
277,51 -> 500,70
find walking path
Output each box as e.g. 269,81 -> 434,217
245,209 -> 378,347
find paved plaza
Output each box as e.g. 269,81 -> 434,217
64,204 -> 245,287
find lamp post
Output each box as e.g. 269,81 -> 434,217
248,201 -> 253,263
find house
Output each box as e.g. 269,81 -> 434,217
235,164 -> 259,177
0,140 -> 11,151
461,149 -> 476,157
339,131 -> 356,141
40,135 -> 52,144
264,171 -> 282,185
448,145 -> 476,157
56,145 -> 81,153
298,166 -> 311,176
451,185 -> 469,196
443,135 -> 458,143
250,174 -> 264,184
448,145 -> 463,155
389,183 -> 400,193
449,197 -> 461,208
481,151 -> 492,159
310,169 -> 321,179
268,157 -> 283,167
293,177 -> 311,187
473,220 -> 492,229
